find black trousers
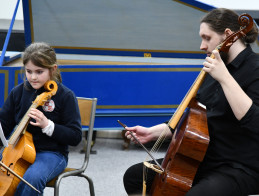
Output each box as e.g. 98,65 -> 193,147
123,159 -> 162,195
123,158 -> 259,196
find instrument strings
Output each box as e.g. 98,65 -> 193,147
142,126 -> 170,195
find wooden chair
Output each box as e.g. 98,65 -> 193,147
46,97 -> 97,196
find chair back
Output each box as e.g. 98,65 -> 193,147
77,97 -> 97,171
46,97 -> 97,196
78,98 -> 96,126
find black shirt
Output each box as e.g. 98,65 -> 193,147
196,45 -> 259,178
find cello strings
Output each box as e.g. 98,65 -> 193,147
142,126 -> 170,195
143,126 -> 169,173
150,126 -> 169,154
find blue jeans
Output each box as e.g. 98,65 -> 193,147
15,151 -> 67,196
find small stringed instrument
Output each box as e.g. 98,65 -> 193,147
150,13 -> 254,196
0,80 -> 58,196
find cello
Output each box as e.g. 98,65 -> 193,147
0,80 -> 58,196
149,13 -> 254,196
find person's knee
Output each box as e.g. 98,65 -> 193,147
22,171 -> 46,189
123,164 -> 143,194
123,167 -> 133,193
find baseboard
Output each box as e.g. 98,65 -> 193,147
96,130 -> 123,139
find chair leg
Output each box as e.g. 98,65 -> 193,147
80,131 -> 97,154
54,186 -> 59,196
54,187 -> 59,196
80,173 -> 95,196
52,174 -> 94,196
54,176 -> 63,196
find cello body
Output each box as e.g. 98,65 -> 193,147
0,132 -> 36,196
151,100 -> 209,196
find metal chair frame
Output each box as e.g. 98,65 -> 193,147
46,97 -> 97,196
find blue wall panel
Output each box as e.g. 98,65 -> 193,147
0,64 -> 202,129
0,73 -> 5,105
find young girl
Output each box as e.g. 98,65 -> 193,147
0,42 -> 82,195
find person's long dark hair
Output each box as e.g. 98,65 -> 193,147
201,8 -> 258,44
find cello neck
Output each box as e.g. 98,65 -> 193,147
8,103 -> 38,145
168,70 -> 207,130
167,46 -> 223,130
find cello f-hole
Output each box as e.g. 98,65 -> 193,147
7,163 -> 13,176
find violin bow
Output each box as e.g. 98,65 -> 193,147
117,120 -> 164,172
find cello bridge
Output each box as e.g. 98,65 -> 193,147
144,161 -> 164,174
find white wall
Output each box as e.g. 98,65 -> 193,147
1,0 -> 258,21
0,0 -> 259,21
0,0 -> 23,20
197,0 -> 259,10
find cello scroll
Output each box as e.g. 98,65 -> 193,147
33,80 -> 58,106
218,13 -> 254,54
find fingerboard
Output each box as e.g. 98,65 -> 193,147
8,103 -> 38,145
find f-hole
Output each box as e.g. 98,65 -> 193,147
7,163 -> 13,176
